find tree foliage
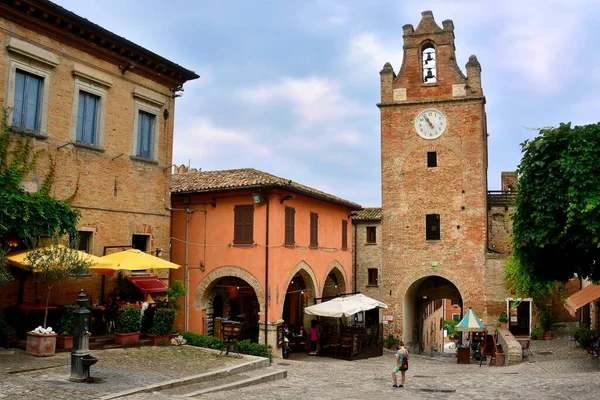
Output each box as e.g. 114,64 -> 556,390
25,235 -> 93,328
512,122 -> 600,284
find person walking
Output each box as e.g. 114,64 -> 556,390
391,341 -> 409,388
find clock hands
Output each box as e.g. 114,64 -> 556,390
423,114 -> 434,129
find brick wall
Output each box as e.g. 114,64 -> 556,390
0,15 -> 178,310
352,220 -> 383,300
488,205 -> 514,255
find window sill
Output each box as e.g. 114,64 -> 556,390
284,244 -> 295,248
11,127 -> 47,140
72,141 -> 105,153
232,243 -> 254,248
130,155 -> 159,165
420,83 -> 438,87
365,242 -> 377,246
366,284 -> 379,288
309,245 -> 318,249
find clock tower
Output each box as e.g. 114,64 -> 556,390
379,11 -> 489,347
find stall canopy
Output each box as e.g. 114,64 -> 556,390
304,294 -> 388,318
455,308 -> 486,332
565,283 -> 600,317
5,245 -> 117,271
95,249 -> 180,271
127,276 -> 168,294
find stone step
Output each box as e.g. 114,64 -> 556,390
158,364 -> 287,397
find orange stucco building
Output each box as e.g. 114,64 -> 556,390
170,168 -> 361,347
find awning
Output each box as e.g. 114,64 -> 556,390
455,308 -> 486,332
127,276 -> 168,294
304,294 -> 388,318
565,284 -> 600,317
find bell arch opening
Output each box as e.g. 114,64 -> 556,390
403,275 -> 462,354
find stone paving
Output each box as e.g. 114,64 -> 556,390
1,334 -> 599,400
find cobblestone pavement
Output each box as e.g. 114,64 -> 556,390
0,346 -> 240,399
2,334 -> 599,400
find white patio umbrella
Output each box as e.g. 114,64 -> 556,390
304,294 -> 388,318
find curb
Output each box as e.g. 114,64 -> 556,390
98,356 -> 269,400
182,369 -> 288,397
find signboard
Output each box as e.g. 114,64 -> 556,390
383,315 -> 394,321
510,316 -> 518,323
383,320 -> 389,325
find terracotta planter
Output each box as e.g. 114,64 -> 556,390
169,333 -> 179,340
148,334 -> 170,346
544,331 -> 553,340
500,322 -> 508,329
114,331 -> 140,346
26,332 -> 57,357
56,335 -> 73,350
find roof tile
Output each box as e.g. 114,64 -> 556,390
351,207 -> 382,221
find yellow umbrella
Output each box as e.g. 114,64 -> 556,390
6,245 -> 117,271
98,249 -> 180,271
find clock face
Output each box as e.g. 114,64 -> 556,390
415,109 -> 447,140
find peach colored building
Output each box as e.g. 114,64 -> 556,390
170,168 -> 361,347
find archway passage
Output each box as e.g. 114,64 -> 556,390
205,276 -> 260,343
404,276 -> 462,354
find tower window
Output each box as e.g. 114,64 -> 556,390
427,151 -> 437,168
422,43 -> 437,83
426,214 -> 440,240
367,268 -> 378,286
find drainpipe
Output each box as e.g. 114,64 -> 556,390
264,197 -> 270,345
184,206 -> 191,333
353,221 -> 357,293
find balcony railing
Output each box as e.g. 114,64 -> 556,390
487,190 -> 516,209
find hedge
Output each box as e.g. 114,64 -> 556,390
182,332 -> 273,362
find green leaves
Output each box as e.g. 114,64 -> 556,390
512,122 -> 600,284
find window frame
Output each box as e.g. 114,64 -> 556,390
366,226 -> 377,244
341,219 -> 348,250
76,230 -> 94,254
367,268 -> 378,286
452,313 -> 460,322
309,212 -> 319,248
6,59 -> 51,137
70,77 -> 108,150
426,213 -> 441,241
285,206 -> 295,246
234,205 -> 254,246
131,95 -> 162,163
427,151 -> 437,168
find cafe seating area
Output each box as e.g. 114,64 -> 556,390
321,323 -> 384,360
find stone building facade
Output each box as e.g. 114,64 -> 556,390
0,0 -> 197,309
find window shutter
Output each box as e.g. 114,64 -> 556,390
285,206 -> 295,246
242,205 -> 254,244
234,206 -> 243,244
342,220 -> 348,250
310,212 -> 318,247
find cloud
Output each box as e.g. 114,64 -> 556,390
237,77 -> 364,127
346,32 -> 403,77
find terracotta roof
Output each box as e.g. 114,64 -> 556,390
172,168 -> 362,210
351,207 -> 382,221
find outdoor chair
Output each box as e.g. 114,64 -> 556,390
219,321 -> 242,358
327,335 -> 339,357
339,335 -> 353,358
521,340 -> 532,357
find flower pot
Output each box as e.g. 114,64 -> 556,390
26,332 -> 57,357
114,331 -> 140,346
148,334 -> 170,346
544,331 -> 553,340
56,335 -> 73,350
500,322 -> 508,329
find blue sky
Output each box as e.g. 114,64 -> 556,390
56,0 -> 600,207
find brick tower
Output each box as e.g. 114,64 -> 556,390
379,11 -> 488,348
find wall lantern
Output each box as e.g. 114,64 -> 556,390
252,193 -> 266,204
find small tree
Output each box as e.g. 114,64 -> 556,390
25,235 -> 94,328
167,280 -> 188,311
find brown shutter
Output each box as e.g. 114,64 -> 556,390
234,205 -> 254,245
310,212 -> 318,248
285,206 -> 295,246
341,219 -> 348,250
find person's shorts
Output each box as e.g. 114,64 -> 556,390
393,365 -> 407,374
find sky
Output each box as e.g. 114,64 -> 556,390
55,0 -> 600,207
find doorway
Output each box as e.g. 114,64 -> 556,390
508,299 -> 531,337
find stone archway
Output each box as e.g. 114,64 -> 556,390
320,260 -> 349,297
195,266 -> 265,316
279,260 -> 318,325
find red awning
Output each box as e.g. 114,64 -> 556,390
127,276 -> 168,294
565,284 -> 600,317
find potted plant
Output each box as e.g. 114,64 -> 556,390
498,312 -> 509,329
57,305 -> 78,350
531,326 -> 544,340
0,319 -> 17,348
167,280 -> 187,339
540,310 -> 553,339
384,334 -> 399,350
148,308 -> 176,346
114,305 -> 141,346
24,236 -> 93,356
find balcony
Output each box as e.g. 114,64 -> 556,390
487,190 -> 516,210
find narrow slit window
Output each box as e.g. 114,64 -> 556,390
366,226 -> 376,244
427,151 -> 437,168
368,268 -> 378,286
422,43 -> 437,83
426,214 -> 440,240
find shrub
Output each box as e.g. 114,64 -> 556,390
58,304 -> 79,336
498,312 -> 508,323
182,332 -> 273,362
150,308 -> 176,336
573,327 -> 598,349
531,326 -> 544,339
540,310 -> 553,332
116,306 -> 141,333
384,334 -> 399,349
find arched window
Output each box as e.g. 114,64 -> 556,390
422,43 -> 437,83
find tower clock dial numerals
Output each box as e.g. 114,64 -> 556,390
415,109 -> 447,140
